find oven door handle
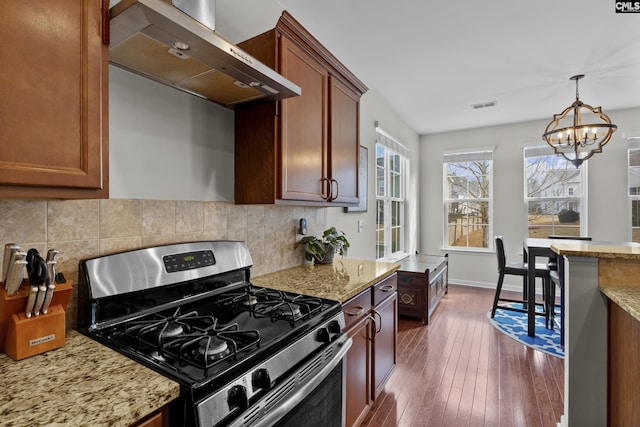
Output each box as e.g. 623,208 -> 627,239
249,335 -> 353,427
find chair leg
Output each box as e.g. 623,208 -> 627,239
491,272 -> 505,318
549,280 -> 556,330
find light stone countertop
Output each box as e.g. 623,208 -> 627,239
252,258 -> 400,303
600,286 -> 640,321
551,240 -> 640,259
0,330 -> 180,427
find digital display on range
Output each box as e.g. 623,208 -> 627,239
163,250 -> 215,273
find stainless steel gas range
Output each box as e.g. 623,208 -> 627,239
78,241 -> 351,427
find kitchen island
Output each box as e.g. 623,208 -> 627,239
0,329 -> 180,427
551,241 -> 640,427
252,258 -> 400,302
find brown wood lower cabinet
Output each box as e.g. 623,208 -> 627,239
344,274 -> 397,427
130,406 -> 168,427
608,299 -> 640,427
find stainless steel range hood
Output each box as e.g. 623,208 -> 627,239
109,0 -> 301,107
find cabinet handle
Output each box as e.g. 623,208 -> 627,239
380,285 -> 395,292
321,178 -> 331,200
345,306 -> 365,317
372,309 -> 382,335
330,179 -> 339,201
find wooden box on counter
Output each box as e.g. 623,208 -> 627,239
0,275 -> 72,359
397,254 -> 448,324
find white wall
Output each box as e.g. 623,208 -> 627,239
327,91 -> 420,261
420,107 -> 640,290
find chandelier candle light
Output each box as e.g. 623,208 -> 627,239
542,74 -> 617,168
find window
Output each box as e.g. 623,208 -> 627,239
443,148 -> 493,250
524,146 -> 586,238
376,129 -> 409,260
628,138 -> 640,242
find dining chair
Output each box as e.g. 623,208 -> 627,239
491,236 -> 551,326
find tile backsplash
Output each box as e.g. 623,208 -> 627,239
0,199 -> 326,329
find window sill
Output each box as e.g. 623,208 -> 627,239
441,246 -> 494,254
377,252 -> 412,263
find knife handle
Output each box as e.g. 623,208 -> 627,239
6,258 -> 26,296
25,285 -> 38,318
33,284 -> 47,316
41,283 -> 56,315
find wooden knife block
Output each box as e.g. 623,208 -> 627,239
5,305 -> 66,360
0,277 -> 72,354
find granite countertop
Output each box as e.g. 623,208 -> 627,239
600,286 -> 640,321
551,240 -> 640,259
0,330 -> 180,427
252,258 -> 400,303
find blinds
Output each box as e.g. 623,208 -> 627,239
524,145 -> 556,158
443,147 -> 494,163
376,127 -> 410,157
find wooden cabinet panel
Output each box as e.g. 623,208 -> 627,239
345,313 -> 372,427
0,0 -> 108,198
279,35 -> 328,202
234,11 -> 366,206
372,291 -> 397,399
329,76 -> 360,204
608,299 -> 640,427
343,274 -> 397,427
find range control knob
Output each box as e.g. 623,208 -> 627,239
317,327 -> 331,343
327,319 -> 342,334
252,368 -> 272,391
227,384 -> 248,411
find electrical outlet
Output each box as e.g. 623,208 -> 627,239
357,220 -> 364,233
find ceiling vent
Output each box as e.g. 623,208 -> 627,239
472,101 -> 497,110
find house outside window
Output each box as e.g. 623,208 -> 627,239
524,146 -> 587,238
443,148 -> 493,251
628,138 -> 640,242
376,128 -> 409,260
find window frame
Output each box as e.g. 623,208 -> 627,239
524,145 -> 588,238
375,129 -> 409,261
442,148 -> 494,253
628,139 -> 640,242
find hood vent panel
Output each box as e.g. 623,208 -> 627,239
109,0 -> 300,107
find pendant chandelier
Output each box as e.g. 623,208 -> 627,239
542,74 -> 617,168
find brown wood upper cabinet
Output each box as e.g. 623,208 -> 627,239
0,0 -> 109,199
235,11 -> 367,206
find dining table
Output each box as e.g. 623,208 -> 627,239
522,237 -> 585,337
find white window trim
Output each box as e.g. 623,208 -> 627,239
376,128 -> 410,261
442,147 -> 494,253
628,136 -> 640,242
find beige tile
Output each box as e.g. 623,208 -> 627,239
227,229 -> 248,243
175,233 -> 205,243
100,199 -> 141,238
176,201 -> 203,234
48,200 -> 100,242
203,230 -> 228,240
0,199 -> 47,245
142,200 -> 175,236
99,236 -> 143,255
141,234 -> 178,247
47,239 -> 100,285
227,204 -> 248,232
203,202 -> 228,232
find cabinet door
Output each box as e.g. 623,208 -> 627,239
278,35 -> 328,202
0,0 -> 108,198
329,76 -> 360,204
372,293 -> 398,399
345,315 -> 372,427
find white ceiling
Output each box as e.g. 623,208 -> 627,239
223,0 -> 640,135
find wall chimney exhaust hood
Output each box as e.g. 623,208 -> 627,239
109,0 -> 301,107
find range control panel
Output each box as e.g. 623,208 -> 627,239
163,250 -> 216,273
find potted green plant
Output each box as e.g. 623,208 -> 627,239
297,227 -> 350,264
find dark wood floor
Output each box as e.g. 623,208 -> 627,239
360,285 -> 564,427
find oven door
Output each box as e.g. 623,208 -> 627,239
227,334 -> 352,427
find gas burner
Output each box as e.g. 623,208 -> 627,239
197,337 -> 231,360
160,321 -> 185,338
242,295 -> 258,306
275,302 -> 302,319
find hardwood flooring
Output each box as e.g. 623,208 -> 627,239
360,285 -> 564,427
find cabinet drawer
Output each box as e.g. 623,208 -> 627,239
373,273 -> 397,306
428,259 -> 448,283
343,288 -> 372,330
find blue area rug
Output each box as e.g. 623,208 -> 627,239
487,303 -> 564,358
